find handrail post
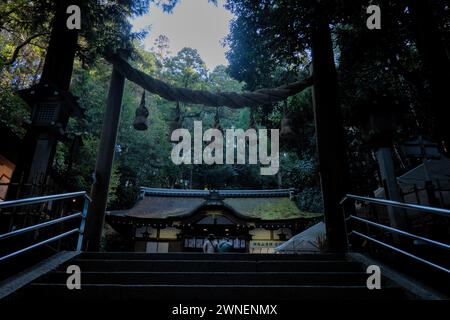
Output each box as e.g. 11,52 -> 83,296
76,196 -> 89,251
342,197 -> 355,249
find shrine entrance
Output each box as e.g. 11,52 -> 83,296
86,12 -> 349,253
181,205 -> 249,252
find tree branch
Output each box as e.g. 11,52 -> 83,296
0,33 -> 47,67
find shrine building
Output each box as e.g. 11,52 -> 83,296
106,187 -> 322,253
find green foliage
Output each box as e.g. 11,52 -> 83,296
79,0 -> 153,65
0,85 -> 28,137
225,0 -> 313,90
5,0 -> 448,216
295,187 -> 324,214
225,0 -> 450,201
164,47 -> 209,88
56,42 -> 248,209
0,0 -> 159,138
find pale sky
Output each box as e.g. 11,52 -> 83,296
132,0 -> 234,71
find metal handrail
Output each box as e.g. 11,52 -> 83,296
342,194 -> 450,217
0,191 -> 90,261
342,194 -> 450,274
0,212 -> 82,241
0,191 -> 89,209
0,229 -> 80,263
350,231 -> 449,274
349,215 -> 450,251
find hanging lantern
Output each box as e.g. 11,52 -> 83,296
213,107 -> 223,133
280,100 -> 296,141
133,91 -> 149,131
168,101 -> 182,137
169,116 -> 181,133
280,112 -> 296,138
248,108 -> 256,129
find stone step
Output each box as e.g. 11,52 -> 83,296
62,259 -> 363,272
79,252 -> 346,261
8,252 -> 410,301
23,283 -> 402,300
38,271 -> 371,286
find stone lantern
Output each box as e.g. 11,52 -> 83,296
20,84 -> 83,136
18,84 -> 83,194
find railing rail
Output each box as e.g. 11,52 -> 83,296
350,231 -> 449,274
0,191 -> 90,262
342,194 -> 450,217
0,212 -> 82,241
0,229 -> 80,263
349,215 -> 450,251
0,191 -> 90,209
342,194 -> 450,274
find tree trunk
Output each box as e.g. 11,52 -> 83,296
40,0 -> 80,89
409,0 -> 450,153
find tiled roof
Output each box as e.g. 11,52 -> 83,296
108,187 -> 322,221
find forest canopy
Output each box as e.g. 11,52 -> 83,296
0,0 -> 449,215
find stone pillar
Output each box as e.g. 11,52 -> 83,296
375,147 -> 408,230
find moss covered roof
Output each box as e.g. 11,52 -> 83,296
109,188 -> 323,221
224,197 -> 321,220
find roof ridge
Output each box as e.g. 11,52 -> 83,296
140,187 -> 297,198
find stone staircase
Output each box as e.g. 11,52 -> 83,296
7,252 -> 408,300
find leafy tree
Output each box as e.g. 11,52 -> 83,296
224,0 -> 450,200
164,47 -> 209,88
153,34 -> 171,60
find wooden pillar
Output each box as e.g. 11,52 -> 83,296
311,14 -> 348,252
85,67 -> 125,251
